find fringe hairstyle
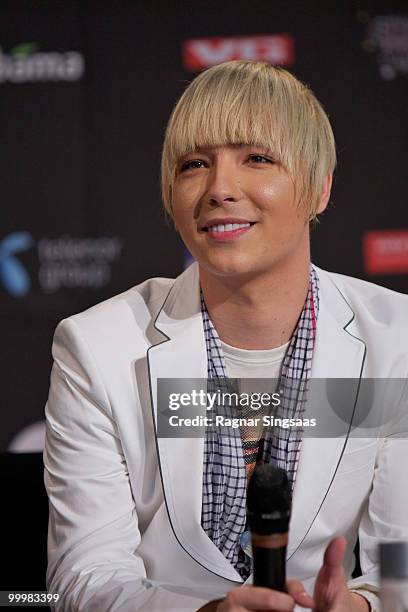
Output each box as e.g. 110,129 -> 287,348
161,60 -> 336,221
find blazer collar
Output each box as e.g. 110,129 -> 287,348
286,266 -> 367,560
147,263 -> 242,582
147,263 -> 366,579
311,266 -> 366,378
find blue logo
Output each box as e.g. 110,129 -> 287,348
0,232 -> 34,297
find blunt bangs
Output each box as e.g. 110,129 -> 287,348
161,61 -> 336,220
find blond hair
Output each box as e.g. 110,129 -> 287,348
161,60 -> 336,220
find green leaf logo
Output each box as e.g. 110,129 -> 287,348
10,42 -> 38,57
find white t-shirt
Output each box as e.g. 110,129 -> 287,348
220,339 -> 290,452
221,339 -> 289,383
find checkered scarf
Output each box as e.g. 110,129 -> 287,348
200,266 -> 319,579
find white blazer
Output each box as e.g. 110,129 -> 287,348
44,264 -> 408,611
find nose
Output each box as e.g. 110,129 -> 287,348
204,156 -> 242,207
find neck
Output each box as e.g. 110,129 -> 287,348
199,259 -> 311,350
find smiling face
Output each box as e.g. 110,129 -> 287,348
163,62 -> 336,285
162,62 -> 336,231
172,144 -> 316,280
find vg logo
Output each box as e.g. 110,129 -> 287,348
0,232 -> 34,297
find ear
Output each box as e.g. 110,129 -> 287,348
316,173 -> 333,215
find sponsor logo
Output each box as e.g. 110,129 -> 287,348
363,229 -> 408,275
182,34 -> 295,71
359,13 -> 408,80
0,233 -> 122,296
38,236 -> 122,292
0,231 -> 34,297
0,42 -> 84,84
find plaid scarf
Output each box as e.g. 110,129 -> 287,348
200,266 -> 319,579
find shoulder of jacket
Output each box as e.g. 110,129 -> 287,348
317,266 -> 408,324
57,275 -> 175,333
324,268 -> 407,299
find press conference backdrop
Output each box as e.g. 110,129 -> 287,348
1,0 -> 407,451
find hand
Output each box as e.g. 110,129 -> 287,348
313,537 -> 370,612
197,581 -> 315,611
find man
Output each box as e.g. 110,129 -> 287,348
45,61 -> 408,611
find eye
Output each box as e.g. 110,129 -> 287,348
248,154 -> 274,164
180,159 -> 206,172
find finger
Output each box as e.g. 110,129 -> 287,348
286,580 -> 315,608
223,585 -> 295,610
323,536 -> 347,573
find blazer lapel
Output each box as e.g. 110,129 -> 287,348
286,267 -> 367,559
147,263 -> 243,582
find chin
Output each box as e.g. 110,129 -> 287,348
200,257 -> 262,279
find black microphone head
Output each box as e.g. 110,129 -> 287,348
247,464 -> 291,534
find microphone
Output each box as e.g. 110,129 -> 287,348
247,464 -> 292,591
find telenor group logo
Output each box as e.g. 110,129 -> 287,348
38,235 -> 122,292
0,232 -> 34,297
182,34 -> 295,71
0,42 -> 84,84
0,233 -> 122,297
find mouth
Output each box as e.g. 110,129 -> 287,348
199,220 -> 257,241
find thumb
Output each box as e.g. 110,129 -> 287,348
322,536 -> 347,578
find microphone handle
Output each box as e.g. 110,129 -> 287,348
251,532 -> 288,592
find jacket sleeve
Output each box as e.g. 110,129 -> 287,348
44,317 -> 208,612
347,432 -> 408,611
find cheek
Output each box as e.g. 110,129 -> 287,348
257,183 -> 280,200
172,202 -> 192,231
255,176 -> 296,211
172,186 -> 202,227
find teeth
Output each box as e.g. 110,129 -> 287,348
208,222 -> 250,233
